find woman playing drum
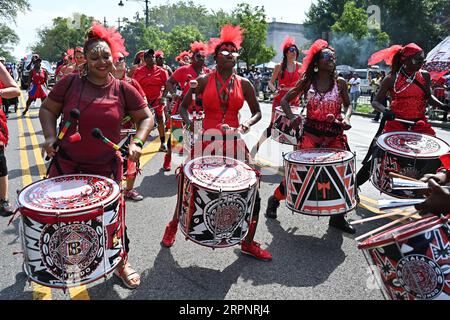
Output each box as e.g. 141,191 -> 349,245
356,43 -> 448,188
39,22 -> 154,289
251,36 -> 302,155
160,24 -> 272,261
266,39 -> 355,234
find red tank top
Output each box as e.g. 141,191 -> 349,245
390,71 -> 427,120
202,71 -> 245,130
32,69 -> 46,85
306,81 -> 342,121
278,63 -> 301,89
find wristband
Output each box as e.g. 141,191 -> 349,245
133,137 -> 144,148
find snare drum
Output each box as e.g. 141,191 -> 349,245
371,132 -> 450,198
271,106 -> 304,145
179,156 -> 259,248
18,175 -> 125,289
358,215 -> 450,300
284,149 -> 357,216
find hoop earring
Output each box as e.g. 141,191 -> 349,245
314,66 -> 319,73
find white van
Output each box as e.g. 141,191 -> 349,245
354,66 -> 385,94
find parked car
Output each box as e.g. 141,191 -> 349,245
354,66 -> 386,94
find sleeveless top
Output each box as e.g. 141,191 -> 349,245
390,71 -> 427,120
278,63 -> 301,89
202,71 -> 245,131
31,69 -> 46,85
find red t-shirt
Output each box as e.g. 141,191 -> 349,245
123,76 -> 146,99
132,65 -> 168,106
49,74 -> 147,164
172,65 -> 211,97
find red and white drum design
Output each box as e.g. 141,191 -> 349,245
179,156 -> 258,248
371,132 -> 450,198
271,106 -> 304,145
359,215 -> 450,300
284,149 -> 357,216
18,175 -> 125,288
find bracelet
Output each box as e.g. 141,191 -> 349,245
133,137 -> 144,148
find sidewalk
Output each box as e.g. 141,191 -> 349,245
353,111 -> 450,130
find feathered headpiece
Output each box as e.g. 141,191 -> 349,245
190,41 -> 208,54
368,43 -> 423,66
87,22 -> 129,59
299,39 -> 329,74
74,47 -> 84,54
176,51 -> 192,62
208,24 -> 244,55
282,36 -> 296,51
155,50 -> 164,58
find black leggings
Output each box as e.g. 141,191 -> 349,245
0,146 -> 7,178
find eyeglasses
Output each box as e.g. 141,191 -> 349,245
219,50 -> 240,58
320,51 -> 336,62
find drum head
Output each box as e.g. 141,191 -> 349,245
184,156 -> 257,192
358,215 -> 449,250
171,114 -> 183,121
376,131 -> 450,159
284,148 -> 354,165
18,175 -> 120,214
275,106 -> 302,116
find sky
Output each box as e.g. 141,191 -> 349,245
13,0 -> 314,59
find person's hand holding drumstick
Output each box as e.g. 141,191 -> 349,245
415,179 -> 450,216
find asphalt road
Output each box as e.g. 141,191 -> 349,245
1,93 -> 449,301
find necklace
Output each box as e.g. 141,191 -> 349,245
394,67 -> 417,94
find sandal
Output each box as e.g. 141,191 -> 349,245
114,261 -> 141,289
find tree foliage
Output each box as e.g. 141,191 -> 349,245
0,0 -> 30,60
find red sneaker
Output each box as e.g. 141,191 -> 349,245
161,220 -> 178,247
241,241 -> 272,261
163,154 -> 171,171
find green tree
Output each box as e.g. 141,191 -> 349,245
167,25 -> 204,59
0,0 -> 30,22
331,1 -> 368,40
0,0 -> 30,60
232,3 -> 275,68
32,14 -> 94,62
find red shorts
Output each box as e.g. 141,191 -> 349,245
383,119 -> 436,136
151,104 -> 165,118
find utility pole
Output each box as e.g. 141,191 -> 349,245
117,17 -> 122,31
103,17 -> 108,27
118,0 -> 149,27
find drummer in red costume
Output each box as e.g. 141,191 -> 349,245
128,50 -> 145,78
266,39 -> 356,234
62,47 -> 86,76
162,41 -> 211,171
175,51 -> 192,67
356,43 -> 447,188
113,51 -> 148,201
39,22 -> 153,289
161,24 -> 272,261
23,57 -> 48,115
133,49 -> 169,152
252,36 -> 302,155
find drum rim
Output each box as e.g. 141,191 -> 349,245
178,223 -> 247,248
183,156 -> 258,192
286,201 -> 357,216
283,148 -> 354,165
358,214 -> 449,250
18,174 -> 121,215
274,105 -> 303,115
376,131 -> 450,159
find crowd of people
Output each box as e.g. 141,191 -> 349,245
0,21 -> 449,295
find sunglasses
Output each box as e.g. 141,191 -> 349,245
194,52 -> 205,59
288,47 -> 298,53
411,54 -> 425,65
219,50 -> 240,58
320,50 -> 336,62
117,57 -> 125,63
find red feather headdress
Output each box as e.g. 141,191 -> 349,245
176,51 -> 192,62
282,36 -> 296,51
190,41 -> 208,54
368,43 -> 423,66
88,22 -> 129,59
155,50 -> 164,58
207,24 -> 244,55
299,39 -> 329,74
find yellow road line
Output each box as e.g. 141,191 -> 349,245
140,133 -> 169,167
17,95 -> 52,300
359,195 -> 378,205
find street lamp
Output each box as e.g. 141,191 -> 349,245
118,0 -> 149,27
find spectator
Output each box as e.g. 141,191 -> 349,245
370,72 -> 382,122
348,73 -> 361,111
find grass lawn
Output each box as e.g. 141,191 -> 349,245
355,104 -> 374,114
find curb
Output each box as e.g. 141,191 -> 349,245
353,112 -> 450,130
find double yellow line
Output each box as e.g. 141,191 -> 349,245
17,94 -> 90,300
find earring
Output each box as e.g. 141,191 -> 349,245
314,66 -> 319,73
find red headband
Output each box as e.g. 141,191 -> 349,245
368,43 -> 423,66
155,50 -> 164,58
299,39 -> 329,74
190,41 -> 208,54
89,22 -> 129,59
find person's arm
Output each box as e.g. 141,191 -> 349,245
164,76 -> 178,98
338,77 -> 352,121
128,107 -> 154,162
268,64 -> 281,92
281,79 -> 307,121
373,75 -> 395,115
180,75 -> 207,129
39,97 -> 63,158
422,72 -> 447,109
240,77 -> 262,132
0,63 -> 20,99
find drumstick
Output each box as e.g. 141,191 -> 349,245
395,118 -> 415,125
350,210 -> 412,225
387,171 -> 421,182
355,211 -> 418,242
92,128 -> 128,157
45,108 -> 80,161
